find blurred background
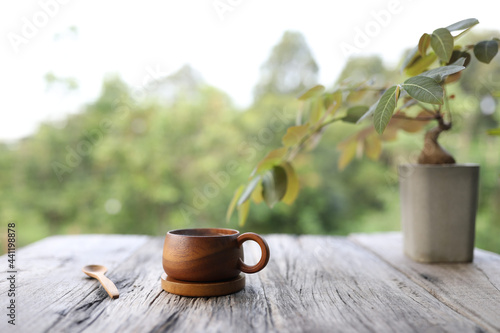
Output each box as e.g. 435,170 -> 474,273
1,1 -> 499,253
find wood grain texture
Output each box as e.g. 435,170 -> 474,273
0,234 -> 149,333
1,234 -> 496,333
351,232 -> 500,332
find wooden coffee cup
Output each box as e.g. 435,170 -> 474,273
162,228 -> 270,282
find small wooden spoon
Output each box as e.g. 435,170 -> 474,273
82,265 -> 119,299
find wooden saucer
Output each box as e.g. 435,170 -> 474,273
161,273 -> 245,297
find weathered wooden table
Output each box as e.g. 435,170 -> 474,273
1,232 -> 500,332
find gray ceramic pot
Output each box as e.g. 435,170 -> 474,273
399,164 -> 480,263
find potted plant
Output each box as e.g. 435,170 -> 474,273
227,18 -> 499,263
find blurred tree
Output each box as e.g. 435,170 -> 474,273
44,72 -> 79,92
336,56 -> 388,84
253,31 -> 319,101
151,64 -> 204,102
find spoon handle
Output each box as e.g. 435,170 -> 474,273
96,274 -> 119,299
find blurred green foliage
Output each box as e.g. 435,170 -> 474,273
0,31 -> 499,254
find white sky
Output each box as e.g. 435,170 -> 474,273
1,0 -> 498,141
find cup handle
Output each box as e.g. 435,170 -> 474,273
237,232 -> 270,274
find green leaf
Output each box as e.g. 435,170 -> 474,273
346,89 -> 366,103
237,176 -> 261,206
401,46 -> 419,71
431,28 -> 454,62
262,166 -> 287,208
344,106 -> 369,123
405,53 -> 437,76
323,90 -> 343,113
364,132 -> 382,160
298,85 -> 325,100
282,124 -> 310,147
419,65 -> 465,82
237,200 -> 250,227
445,18 -> 479,32
474,40 -> 499,64
451,57 -> 466,66
255,147 -> 288,174
309,98 -> 324,124
487,128 -> 500,136
446,18 -> 479,41
448,52 -> 468,67
402,76 -> 443,105
226,185 -> 244,222
281,162 -> 300,205
251,181 -> 263,204
374,86 -> 399,135
418,33 -> 431,56
337,138 -> 358,170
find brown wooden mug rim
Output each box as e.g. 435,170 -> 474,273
167,228 -> 239,238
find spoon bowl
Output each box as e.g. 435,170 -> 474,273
82,264 -> 119,299
83,265 -> 108,277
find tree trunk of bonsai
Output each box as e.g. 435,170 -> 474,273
417,119 -> 455,165
399,118 -> 480,263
